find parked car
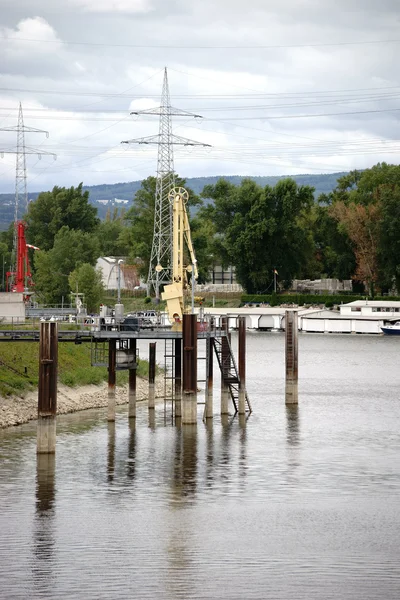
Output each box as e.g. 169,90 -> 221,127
129,310 -> 158,328
120,316 -> 140,332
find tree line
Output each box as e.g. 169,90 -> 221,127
0,161 -> 399,310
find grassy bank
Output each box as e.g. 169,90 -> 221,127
0,342 -> 150,397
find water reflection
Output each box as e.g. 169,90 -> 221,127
148,408 -> 156,430
170,424 -> 198,502
205,419 -> 214,489
286,405 -> 300,447
32,454 -> 56,597
285,405 -> 301,486
165,523 -> 193,599
238,415 -> 247,488
107,422 -> 116,483
127,419 -> 136,481
181,425 -> 197,499
220,414 -> 234,481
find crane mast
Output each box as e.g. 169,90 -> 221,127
161,187 -> 198,322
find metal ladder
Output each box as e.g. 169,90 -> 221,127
164,338 -> 175,404
213,334 -> 252,414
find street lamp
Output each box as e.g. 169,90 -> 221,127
117,259 -> 124,304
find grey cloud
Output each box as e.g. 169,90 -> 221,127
0,0 -> 399,193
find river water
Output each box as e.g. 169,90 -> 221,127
1,332 -> 400,599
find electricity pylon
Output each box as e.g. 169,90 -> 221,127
0,103 -> 56,286
121,67 -> 211,301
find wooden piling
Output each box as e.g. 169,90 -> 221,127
107,338 -> 117,421
220,316 -> 230,415
37,321 -> 58,454
285,310 -> 298,404
174,338 -> 182,418
238,315 -> 246,414
182,313 -> 197,424
148,342 -> 156,410
128,338 -> 137,419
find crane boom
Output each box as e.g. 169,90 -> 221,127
161,187 -> 198,322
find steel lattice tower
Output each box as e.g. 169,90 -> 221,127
14,103 -> 28,225
0,103 -> 55,284
122,68 -> 211,300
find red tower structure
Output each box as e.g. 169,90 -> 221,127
6,221 -> 38,293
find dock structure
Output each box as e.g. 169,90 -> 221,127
0,315 -> 252,453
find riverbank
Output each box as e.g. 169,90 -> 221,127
0,374 -> 167,429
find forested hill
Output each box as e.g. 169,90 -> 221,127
0,171 -> 346,229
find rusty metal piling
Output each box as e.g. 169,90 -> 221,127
37,321 -> 58,454
182,314 -> 197,424
148,342 -> 156,410
128,338 -> 137,419
107,339 -> 117,421
238,316 -> 246,414
285,310 -> 299,404
205,334 -> 214,419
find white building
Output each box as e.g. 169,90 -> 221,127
292,278 -> 352,293
96,257 -> 141,291
339,300 -> 400,317
0,292 -> 26,323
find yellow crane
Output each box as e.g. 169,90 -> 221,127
161,187 -> 198,323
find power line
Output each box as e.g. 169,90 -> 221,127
5,36 -> 400,49
1,106 -> 399,123
2,91 -> 400,114
2,85 -> 400,99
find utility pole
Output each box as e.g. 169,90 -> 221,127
0,103 -> 56,288
121,68 -> 211,302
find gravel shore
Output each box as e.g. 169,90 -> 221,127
0,375 -> 167,429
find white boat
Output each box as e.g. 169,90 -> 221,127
381,321 -> 400,335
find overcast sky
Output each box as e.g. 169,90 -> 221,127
0,0 -> 399,193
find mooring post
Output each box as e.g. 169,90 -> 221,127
205,334 -> 214,419
220,316 -> 230,415
174,337 -> 182,418
285,310 -> 299,404
182,313 -> 197,424
148,342 -> 156,410
128,338 -> 137,419
238,315 -> 246,415
37,321 -> 58,454
107,338 -> 117,422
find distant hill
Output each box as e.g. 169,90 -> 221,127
0,172 -> 346,230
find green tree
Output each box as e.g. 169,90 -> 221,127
95,217 -> 130,257
328,163 -> 400,293
377,184 -> 400,291
69,263 -> 104,313
34,227 -> 100,303
313,202 -> 356,280
26,183 -> 99,251
202,177 -> 314,293
123,175 -> 202,278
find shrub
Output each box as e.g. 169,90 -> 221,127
144,296 -> 151,304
